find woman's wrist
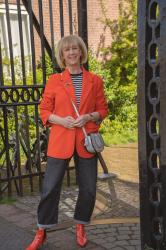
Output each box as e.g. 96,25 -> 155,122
85,113 -> 92,122
88,113 -> 94,121
87,112 -> 100,122
48,114 -> 62,125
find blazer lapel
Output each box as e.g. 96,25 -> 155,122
79,67 -> 93,112
60,68 -> 77,106
60,67 -> 93,112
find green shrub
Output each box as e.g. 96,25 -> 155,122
89,0 -> 137,145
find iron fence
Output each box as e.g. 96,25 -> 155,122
0,0 -> 88,196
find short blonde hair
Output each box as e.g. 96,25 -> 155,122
56,35 -> 88,68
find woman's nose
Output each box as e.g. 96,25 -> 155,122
69,48 -> 74,54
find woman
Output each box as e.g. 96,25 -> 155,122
26,35 -> 108,250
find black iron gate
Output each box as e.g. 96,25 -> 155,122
0,0 -> 88,196
138,0 -> 166,249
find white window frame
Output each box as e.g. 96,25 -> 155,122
0,3 -> 31,58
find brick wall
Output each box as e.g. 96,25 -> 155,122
31,0 -> 78,59
0,0 -> 119,58
88,0 -> 119,57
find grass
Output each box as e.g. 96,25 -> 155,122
103,129 -> 137,146
0,196 -> 17,205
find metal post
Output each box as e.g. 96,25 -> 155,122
138,0 -> 166,249
77,0 -> 88,47
160,1 -> 166,249
77,0 -> 88,69
59,0 -> 64,37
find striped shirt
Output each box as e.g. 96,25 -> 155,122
71,72 -> 83,106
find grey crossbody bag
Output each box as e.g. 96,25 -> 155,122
71,100 -> 104,154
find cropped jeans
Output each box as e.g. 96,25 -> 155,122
37,152 -> 97,229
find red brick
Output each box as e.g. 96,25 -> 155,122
0,0 -> 119,59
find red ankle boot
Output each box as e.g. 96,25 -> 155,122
76,224 -> 87,247
26,229 -> 46,250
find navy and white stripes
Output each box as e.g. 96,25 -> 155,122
71,72 -> 83,106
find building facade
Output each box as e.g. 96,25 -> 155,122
0,0 -> 119,61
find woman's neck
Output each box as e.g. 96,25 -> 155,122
66,65 -> 82,75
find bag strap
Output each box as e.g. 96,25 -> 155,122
60,72 -> 88,138
70,99 -> 88,138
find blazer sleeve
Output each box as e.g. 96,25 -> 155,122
39,75 -> 55,127
94,75 -> 109,120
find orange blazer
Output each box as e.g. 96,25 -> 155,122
39,67 -> 108,159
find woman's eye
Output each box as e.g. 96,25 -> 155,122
63,46 -> 78,52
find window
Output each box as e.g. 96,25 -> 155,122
0,4 -> 31,76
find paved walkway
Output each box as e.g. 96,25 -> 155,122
0,175 -> 141,250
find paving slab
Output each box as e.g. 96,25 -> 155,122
0,216 -> 55,250
0,177 -> 141,249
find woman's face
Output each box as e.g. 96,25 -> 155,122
62,43 -> 82,67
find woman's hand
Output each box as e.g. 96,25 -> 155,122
60,116 -> 75,129
74,114 -> 90,127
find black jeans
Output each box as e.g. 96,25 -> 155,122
37,152 -> 97,228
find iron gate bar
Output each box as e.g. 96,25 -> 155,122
77,0 -> 88,48
5,0 -> 15,85
22,0 -> 61,72
17,0 -> 29,196
12,108 -> 22,196
33,112 -> 42,192
22,119 -> 33,194
77,0 -> 88,69
26,0 -> 37,86
17,0 -> 33,195
17,0 -> 26,84
0,40 -> 3,86
59,0 -> 64,37
5,0 -> 22,196
38,0 -> 46,85
22,0 -> 51,61
0,39 -> 4,198
26,0 -> 43,192
49,0 -> 56,73
0,108 -> 21,195
3,107 -> 12,195
68,0 -> 73,34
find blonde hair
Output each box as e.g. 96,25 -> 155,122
56,35 -> 88,68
